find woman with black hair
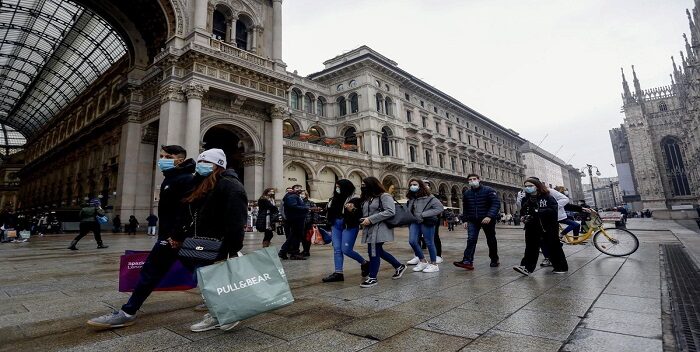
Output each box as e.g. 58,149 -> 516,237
513,177 -> 568,276
405,178 -> 444,273
359,177 -> 407,287
255,188 -> 278,248
322,179 -> 368,282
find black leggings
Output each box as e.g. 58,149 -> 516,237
419,225 -> 442,256
262,229 -> 274,242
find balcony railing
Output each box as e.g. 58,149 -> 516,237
209,39 -> 273,70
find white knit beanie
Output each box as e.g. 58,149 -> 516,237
197,148 -> 227,169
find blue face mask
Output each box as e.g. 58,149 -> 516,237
409,185 -> 419,192
196,162 -> 214,176
158,158 -> 175,172
524,186 -> 537,194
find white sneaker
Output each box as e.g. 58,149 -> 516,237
413,262 -> 429,272
190,313 -> 219,332
422,264 -> 440,273
435,256 -> 444,264
407,257 -> 420,265
219,320 -> 241,331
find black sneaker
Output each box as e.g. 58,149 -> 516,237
360,278 -> 378,288
322,272 -> 344,283
361,262 -> 370,278
392,264 -> 407,279
490,261 -> 500,267
278,253 -> 288,260
513,265 -> 531,276
97,245 -> 109,249
289,254 -> 307,260
302,252 -> 310,258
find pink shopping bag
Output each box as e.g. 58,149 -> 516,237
118,251 -> 196,292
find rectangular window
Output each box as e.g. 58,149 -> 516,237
435,121 -> 440,132
468,135 -> 472,145
422,116 -> 427,128
461,159 -> 467,173
434,106 -> 438,113
458,131 -> 463,141
451,157 -> 456,171
477,139 -> 480,148
447,127 -> 452,137
425,150 -> 432,165
439,154 -> 445,168
420,100 -> 424,108
446,112 -> 450,119
406,110 -> 412,122
405,93 -> 410,100
471,162 -> 477,173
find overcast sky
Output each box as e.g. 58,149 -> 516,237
282,0 -> 692,182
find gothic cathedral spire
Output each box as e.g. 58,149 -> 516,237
621,67 -> 635,105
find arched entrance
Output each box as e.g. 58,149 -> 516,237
451,185 -> 461,208
203,125 -> 246,184
382,175 -> 401,198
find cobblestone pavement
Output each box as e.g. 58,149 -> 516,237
0,218 -> 693,352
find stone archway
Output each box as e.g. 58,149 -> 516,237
202,123 -> 262,196
347,169 -> 367,194
451,185 -> 461,209
382,174 -> 401,198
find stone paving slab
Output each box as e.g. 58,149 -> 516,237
0,221 -> 676,351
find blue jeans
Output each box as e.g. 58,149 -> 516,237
409,223 -> 437,262
559,218 -> 580,236
331,219 -> 364,273
368,242 -> 402,279
462,221 -> 498,264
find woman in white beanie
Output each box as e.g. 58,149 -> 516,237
182,148 -> 249,333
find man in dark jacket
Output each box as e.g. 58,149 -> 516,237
87,145 -> 196,329
279,184 -> 309,260
454,174 -> 501,270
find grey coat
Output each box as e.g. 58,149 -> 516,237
406,195 -> 444,223
361,193 -> 395,245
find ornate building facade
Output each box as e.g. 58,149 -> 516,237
8,0 -> 526,220
611,2 -> 700,211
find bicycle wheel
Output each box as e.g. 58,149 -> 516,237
593,228 -> 639,256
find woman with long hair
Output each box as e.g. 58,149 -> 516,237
322,179 -> 368,283
181,149 -> 249,332
513,178 -> 568,276
255,188 -> 278,248
405,179 -> 444,273
359,177 -> 407,288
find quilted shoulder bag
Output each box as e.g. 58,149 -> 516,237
178,206 -> 222,263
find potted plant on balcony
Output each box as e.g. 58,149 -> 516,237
341,144 -> 358,151
323,138 -> 339,146
298,132 -> 312,141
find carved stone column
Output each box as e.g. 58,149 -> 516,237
272,0 -> 283,63
184,83 -> 207,157
242,152 -> 265,198
270,105 -> 286,193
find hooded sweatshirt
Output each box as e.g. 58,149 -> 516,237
327,179 -> 362,228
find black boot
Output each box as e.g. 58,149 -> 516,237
68,240 -> 78,250
97,244 -> 109,249
322,272 -> 344,282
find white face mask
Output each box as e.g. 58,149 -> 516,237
468,180 -> 480,188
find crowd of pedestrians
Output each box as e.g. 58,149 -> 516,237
77,142 -> 596,333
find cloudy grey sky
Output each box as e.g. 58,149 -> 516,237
282,0 -> 692,181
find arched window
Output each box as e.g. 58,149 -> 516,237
349,93 -> 359,113
425,150 -> 432,165
659,101 -> 668,112
409,146 -> 416,162
375,93 -> 383,112
337,96 -> 347,116
344,127 -> 357,145
235,19 -> 249,50
212,10 -> 227,40
304,93 -> 313,113
381,127 -> 392,156
385,97 -> 393,116
316,97 -> 326,116
283,119 -> 299,138
290,89 -> 301,110
662,137 -> 691,196
309,126 -> 324,140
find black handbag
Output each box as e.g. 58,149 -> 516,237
178,206 -> 222,263
378,197 -> 417,229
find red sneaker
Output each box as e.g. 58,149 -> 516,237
453,261 -> 474,270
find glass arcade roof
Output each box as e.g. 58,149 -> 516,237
0,0 -> 127,142
0,122 -> 25,157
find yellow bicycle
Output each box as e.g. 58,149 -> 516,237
562,213 -> 639,256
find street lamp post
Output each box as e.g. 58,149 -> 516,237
581,164 -> 601,209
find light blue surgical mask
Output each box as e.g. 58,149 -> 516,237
335,187 -> 341,194
158,158 -> 175,172
524,186 -> 537,194
196,162 -> 214,176
409,185 -> 419,192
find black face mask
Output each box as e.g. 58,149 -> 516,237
295,189 -> 302,194
360,186 -> 367,193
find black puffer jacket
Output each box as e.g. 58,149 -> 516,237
158,159 -> 196,240
461,185 -> 500,223
179,169 -> 248,258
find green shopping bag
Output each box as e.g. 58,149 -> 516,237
196,246 -> 294,325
